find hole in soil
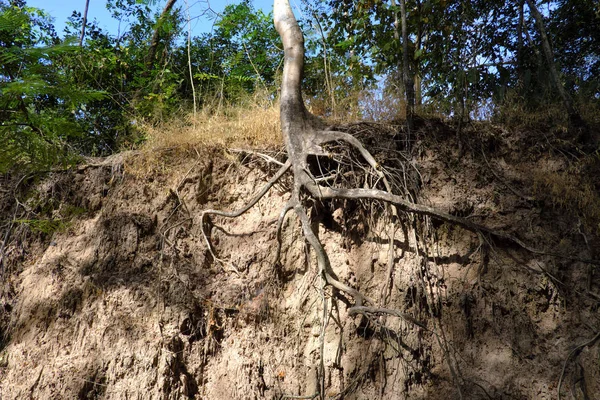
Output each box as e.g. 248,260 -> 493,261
77,371 -> 106,400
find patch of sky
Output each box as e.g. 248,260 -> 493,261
25,0 -> 274,39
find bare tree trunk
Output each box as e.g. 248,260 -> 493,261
79,0 -> 90,47
273,0 -> 383,317
274,0 -> 322,164
525,0 -> 580,124
516,0 -> 524,88
183,0 -> 196,117
400,0 -> 415,131
145,0 -> 178,73
390,0 -> 402,115
414,74 -> 422,106
414,31 -> 422,107
414,0 -> 423,108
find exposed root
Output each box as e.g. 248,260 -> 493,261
196,1 -> 600,397
348,306 -> 427,330
557,330 -> 600,400
305,184 -> 599,266
274,201 -> 294,265
200,123 -> 599,397
199,160 -> 291,261
294,204 -> 371,308
379,218 -> 397,304
229,148 -> 286,167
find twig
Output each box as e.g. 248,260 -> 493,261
230,148 -> 285,166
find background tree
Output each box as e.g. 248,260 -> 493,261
144,0 -> 177,73
185,1 -> 280,104
78,0 -> 90,46
316,0 -> 598,122
0,1 -> 106,171
398,0 -> 414,130
525,0 -> 580,126
1,0 -> 598,173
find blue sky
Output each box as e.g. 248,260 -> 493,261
25,0 -> 276,38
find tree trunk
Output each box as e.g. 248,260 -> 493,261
525,0 -> 580,124
273,0 -> 383,309
414,25 -> 422,107
414,0 -> 423,108
79,0 -> 90,47
145,0 -> 178,73
414,74 -> 422,106
399,0 -> 415,131
516,0 -> 524,88
274,0 -> 323,169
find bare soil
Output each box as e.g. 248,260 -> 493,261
0,121 -> 598,399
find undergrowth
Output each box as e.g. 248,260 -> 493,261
142,101 -> 282,150
125,99 -> 284,180
493,91 -> 600,134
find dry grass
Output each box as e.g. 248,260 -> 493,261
124,100 -> 283,180
494,91 -> 600,133
143,101 -> 283,151
494,96 -> 569,132
533,168 -> 600,233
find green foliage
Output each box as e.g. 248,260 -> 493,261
70,0 -> 184,123
1,0 -> 597,175
316,0 -> 599,120
0,0 -> 189,173
176,1 -> 280,104
0,2 -> 108,173
549,0 -> 600,100
14,218 -> 67,235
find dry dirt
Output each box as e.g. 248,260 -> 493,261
0,121 -> 599,399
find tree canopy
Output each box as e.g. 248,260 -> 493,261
0,0 -> 598,172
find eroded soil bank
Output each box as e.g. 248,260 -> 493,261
0,121 -> 599,399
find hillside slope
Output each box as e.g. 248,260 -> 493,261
0,120 -> 599,399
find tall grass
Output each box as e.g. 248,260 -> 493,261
143,98 -> 282,151
493,90 -> 600,132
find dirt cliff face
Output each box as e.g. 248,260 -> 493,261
0,124 -> 598,399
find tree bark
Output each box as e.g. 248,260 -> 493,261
79,0 -> 90,47
399,0 -> 415,131
274,0 -> 324,169
525,0 -> 580,124
145,0 -> 178,73
414,30 -> 422,107
516,0 -> 524,88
